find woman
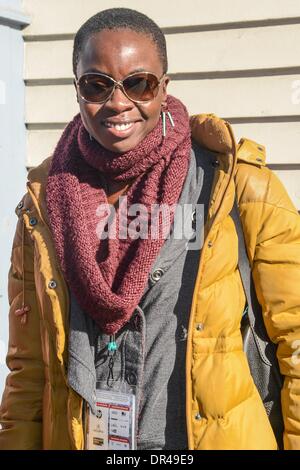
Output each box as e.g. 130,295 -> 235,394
0,8 -> 300,450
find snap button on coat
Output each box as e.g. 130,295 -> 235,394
29,217 -> 38,226
48,280 -> 57,289
150,268 -> 164,283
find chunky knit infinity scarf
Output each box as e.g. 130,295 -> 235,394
46,95 -> 191,334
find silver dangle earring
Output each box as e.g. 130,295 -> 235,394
89,133 -> 94,141
161,109 -> 175,137
162,110 -> 166,137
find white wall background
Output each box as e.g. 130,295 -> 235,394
0,0 -> 30,404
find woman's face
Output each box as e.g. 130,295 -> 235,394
75,29 -> 169,153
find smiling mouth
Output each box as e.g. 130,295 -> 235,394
103,121 -> 135,131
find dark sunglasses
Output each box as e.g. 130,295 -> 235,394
75,71 -> 165,104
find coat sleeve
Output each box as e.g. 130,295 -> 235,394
236,164 -> 300,450
0,200 -> 45,449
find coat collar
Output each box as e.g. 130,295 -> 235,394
26,155 -> 52,227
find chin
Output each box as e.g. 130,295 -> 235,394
98,136 -> 142,154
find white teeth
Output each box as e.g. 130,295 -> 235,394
104,122 -> 133,131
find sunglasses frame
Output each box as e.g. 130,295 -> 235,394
75,71 -> 166,104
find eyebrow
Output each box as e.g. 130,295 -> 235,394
82,67 -> 149,77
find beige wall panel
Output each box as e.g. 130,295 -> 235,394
25,40 -> 73,80
25,75 -> 300,124
169,75 -> 300,117
23,0 -> 300,37
27,122 -> 300,169
232,122 -> 300,164
26,85 -> 78,124
272,169 -> 300,209
24,24 -> 300,81
26,129 -> 64,167
168,25 -> 300,74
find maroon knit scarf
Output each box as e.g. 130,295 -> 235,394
46,95 -> 191,334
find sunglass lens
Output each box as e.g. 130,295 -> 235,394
123,74 -> 159,102
79,74 -> 113,103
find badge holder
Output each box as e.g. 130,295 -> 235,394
84,335 -> 137,450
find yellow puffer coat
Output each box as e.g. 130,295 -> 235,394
0,115 -> 300,450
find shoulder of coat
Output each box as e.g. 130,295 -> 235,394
15,155 -> 53,215
190,113 -> 267,169
235,139 -> 271,205
27,155 -> 53,185
236,137 -> 266,167
235,138 -> 269,202
190,113 -> 235,154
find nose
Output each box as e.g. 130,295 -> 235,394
105,84 -> 134,113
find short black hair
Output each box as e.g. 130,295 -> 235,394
73,8 -> 168,77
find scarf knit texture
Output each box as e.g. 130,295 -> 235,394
46,95 -> 191,334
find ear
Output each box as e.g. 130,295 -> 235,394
161,75 -> 170,107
